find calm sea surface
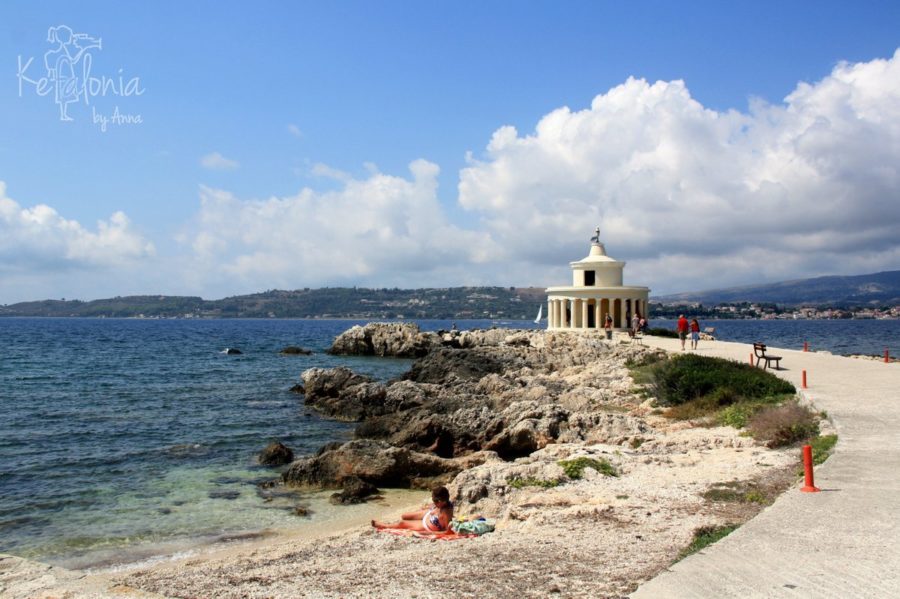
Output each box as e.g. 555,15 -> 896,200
0,317 -> 895,568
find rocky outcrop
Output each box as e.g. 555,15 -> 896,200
287,326 -> 664,494
258,441 -> 295,466
282,439 -> 472,489
301,367 -> 388,421
328,322 -> 437,357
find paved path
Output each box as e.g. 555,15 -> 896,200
631,335 -> 900,598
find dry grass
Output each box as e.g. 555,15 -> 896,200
748,401 -> 820,448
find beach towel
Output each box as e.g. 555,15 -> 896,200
450,519 -> 495,535
376,528 -> 477,541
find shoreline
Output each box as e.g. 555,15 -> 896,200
90,488 -> 425,575
110,327 -> 822,597
0,328 -> 860,597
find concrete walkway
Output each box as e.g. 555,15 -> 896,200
631,335 -> 900,598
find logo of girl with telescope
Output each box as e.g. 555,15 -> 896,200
17,25 -> 144,126
44,25 -> 102,121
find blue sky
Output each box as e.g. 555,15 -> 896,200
2,1 -> 900,303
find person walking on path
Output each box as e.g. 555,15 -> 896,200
631,312 -> 641,334
677,314 -> 689,350
690,318 -> 701,350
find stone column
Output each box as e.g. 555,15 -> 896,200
594,302 -> 601,329
568,299 -> 575,328
581,300 -> 589,330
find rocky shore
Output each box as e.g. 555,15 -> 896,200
92,323 -> 806,598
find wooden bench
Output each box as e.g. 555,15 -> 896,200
753,342 -> 782,370
628,329 -> 644,345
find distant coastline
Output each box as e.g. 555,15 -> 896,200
1,284 -> 898,320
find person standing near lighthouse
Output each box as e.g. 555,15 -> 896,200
677,314 -> 689,350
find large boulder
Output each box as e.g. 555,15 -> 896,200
403,347 -> 513,384
328,322 -> 437,357
282,439 -> 466,488
301,367 -> 387,421
484,403 -> 571,460
258,441 -> 294,466
329,476 -> 380,504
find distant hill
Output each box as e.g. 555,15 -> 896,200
0,287 -> 548,319
654,270 -> 900,307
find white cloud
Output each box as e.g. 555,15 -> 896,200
8,51 -> 900,303
178,160 -> 498,295
287,123 -> 303,138
200,152 -> 240,170
458,50 -> 900,294
0,182 -> 155,276
310,162 -> 351,182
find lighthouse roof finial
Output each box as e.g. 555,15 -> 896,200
590,226 -> 601,244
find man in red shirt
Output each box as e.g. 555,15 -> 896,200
677,314 -> 689,350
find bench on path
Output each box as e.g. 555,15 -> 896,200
753,342 -> 782,370
628,329 -> 644,345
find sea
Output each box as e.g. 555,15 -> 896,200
0,317 -> 896,570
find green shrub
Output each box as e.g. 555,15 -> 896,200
652,354 -> 795,407
646,327 -> 679,338
717,404 -> 754,428
677,524 -> 739,561
508,477 -> 561,489
558,457 -> 618,479
748,401 -> 820,448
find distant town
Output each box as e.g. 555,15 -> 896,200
650,302 -> 900,321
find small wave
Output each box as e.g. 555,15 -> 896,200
162,443 -> 209,458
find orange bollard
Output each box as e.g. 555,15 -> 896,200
800,444 -> 820,493
802,370 -> 807,389
886,348 -> 891,363
803,341 -> 809,352
750,352 -> 754,366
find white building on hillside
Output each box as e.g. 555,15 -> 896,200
546,228 -> 650,330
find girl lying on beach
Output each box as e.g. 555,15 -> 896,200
372,486 -> 453,533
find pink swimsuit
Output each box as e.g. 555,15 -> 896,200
422,502 -> 452,532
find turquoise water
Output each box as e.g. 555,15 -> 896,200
0,316 -> 893,569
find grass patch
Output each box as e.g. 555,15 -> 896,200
625,351 -> 666,369
809,434 -> 838,465
677,524 -> 739,561
702,482 -> 769,504
558,457 -> 618,479
508,477 -> 562,489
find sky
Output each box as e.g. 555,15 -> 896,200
1,1 -> 899,304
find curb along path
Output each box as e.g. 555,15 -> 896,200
631,336 -> 900,598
